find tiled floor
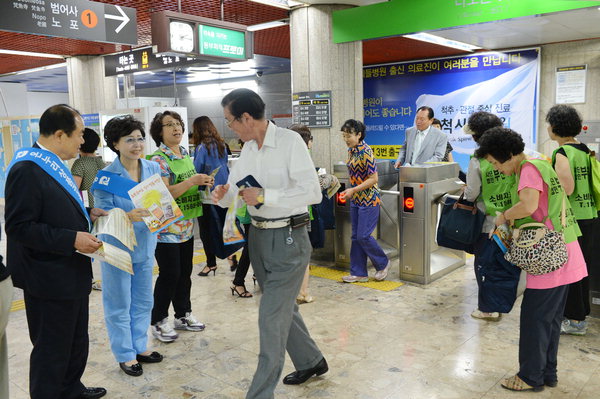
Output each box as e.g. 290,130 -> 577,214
4,242 -> 600,398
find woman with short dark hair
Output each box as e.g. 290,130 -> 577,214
547,104 -> 598,335
339,119 -> 389,283
92,115 -> 163,376
475,127 -> 587,392
71,127 -> 105,207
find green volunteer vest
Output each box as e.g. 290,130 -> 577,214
150,150 -> 202,220
479,158 -> 518,216
551,145 -> 597,220
515,159 -> 580,243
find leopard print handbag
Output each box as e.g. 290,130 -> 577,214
504,222 -> 568,275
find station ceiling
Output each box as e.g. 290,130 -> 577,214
0,1 -> 600,90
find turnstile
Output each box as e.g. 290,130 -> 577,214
399,164 -> 465,284
333,160 -> 399,267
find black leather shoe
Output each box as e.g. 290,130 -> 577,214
545,380 -> 558,388
79,387 -> 107,399
282,357 -> 328,385
119,362 -> 143,376
136,351 -> 164,363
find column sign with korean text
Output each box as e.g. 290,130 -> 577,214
1,0 -> 136,45
292,91 -> 332,128
199,25 -> 246,60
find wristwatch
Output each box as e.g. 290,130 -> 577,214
256,189 -> 265,204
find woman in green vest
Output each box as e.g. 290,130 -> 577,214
148,110 -> 214,343
547,104 -> 599,336
463,111 -> 519,321
475,127 -> 587,392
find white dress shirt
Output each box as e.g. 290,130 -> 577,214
410,126 -> 430,165
218,122 -> 322,219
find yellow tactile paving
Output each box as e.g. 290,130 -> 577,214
309,265 -> 403,292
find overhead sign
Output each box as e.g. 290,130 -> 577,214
1,0 -> 137,45
333,0 -> 600,43
292,91 -> 332,128
104,46 -> 203,76
152,10 -> 253,62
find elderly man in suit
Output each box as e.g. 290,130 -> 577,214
394,106 -> 448,168
5,104 -> 108,399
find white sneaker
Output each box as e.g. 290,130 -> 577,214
152,318 -> 178,342
342,275 -> 369,283
374,262 -> 391,281
174,312 -> 205,331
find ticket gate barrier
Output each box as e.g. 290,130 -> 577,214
399,163 -> 465,284
333,160 -> 399,267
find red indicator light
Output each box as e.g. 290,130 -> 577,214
404,197 -> 415,210
336,192 -> 347,206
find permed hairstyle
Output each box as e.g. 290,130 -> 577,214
288,124 -> 312,147
149,110 -> 184,147
466,111 -> 504,143
104,115 -> 145,156
545,104 -> 582,138
474,127 -> 525,163
341,119 -> 366,142
80,128 -> 101,154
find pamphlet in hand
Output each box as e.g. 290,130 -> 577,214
91,208 -> 137,251
202,166 -> 221,200
491,223 -> 513,254
128,173 -> 184,234
236,175 -> 263,209
80,242 -> 134,275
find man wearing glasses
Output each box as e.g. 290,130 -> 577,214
212,89 -> 328,399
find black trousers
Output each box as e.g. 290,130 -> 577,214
563,218 -> 597,320
197,204 -> 217,267
233,224 -> 251,286
151,238 -> 194,324
24,293 -> 88,399
518,285 -> 568,387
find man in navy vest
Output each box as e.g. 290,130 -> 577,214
5,104 -> 107,399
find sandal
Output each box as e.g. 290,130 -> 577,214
471,309 -> 501,321
230,284 -> 253,298
501,375 -> 544,392
296,295 -> 314,304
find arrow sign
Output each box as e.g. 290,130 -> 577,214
105,5 -> 130,34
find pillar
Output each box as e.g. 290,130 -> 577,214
67,56 -> 118,114
290,5 -> 363,172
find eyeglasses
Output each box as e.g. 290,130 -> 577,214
225,117 -> 239,128
162,122 -> 182,128
123,137 -> 146,145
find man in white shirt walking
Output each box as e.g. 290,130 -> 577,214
212,89 -> 328,399
394,106 -> 448,168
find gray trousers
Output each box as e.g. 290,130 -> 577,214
246,225 -> 323,399
0,277 -> 14,399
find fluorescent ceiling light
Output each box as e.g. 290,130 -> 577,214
187,79 -> 258,98
248,0 -> 303,10
12,62 -> 67,75
0,49 -> 64,59
133,71 -> 153,75
403,32 -> 480,52
247,20 -> 289,32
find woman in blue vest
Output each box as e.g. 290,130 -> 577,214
148,111 -> 214,342
476,127 -> 586,392
463,111 -> 520,321
547,104 -> 599,336
92,115 -> 163,376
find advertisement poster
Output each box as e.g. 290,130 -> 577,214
363,48 -> 540,170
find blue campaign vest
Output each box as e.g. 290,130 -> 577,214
7,147 -> 91,228
91,170 -> 137,200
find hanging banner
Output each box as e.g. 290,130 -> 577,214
363,48 -> 540,169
